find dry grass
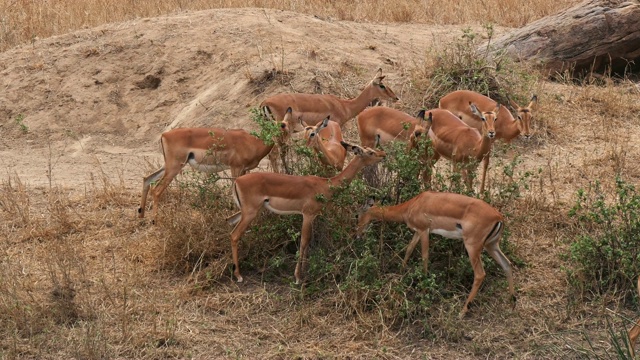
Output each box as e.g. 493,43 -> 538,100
0,0 -> 579,52
2,1 -> 640,359
2,78 -> 639,358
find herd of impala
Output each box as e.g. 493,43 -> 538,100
134,66 -> 638,337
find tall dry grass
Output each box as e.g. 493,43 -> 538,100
0,0 -> 579,52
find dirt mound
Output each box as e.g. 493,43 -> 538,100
0,8 -> 474,189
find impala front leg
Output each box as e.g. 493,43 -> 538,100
294,214 -> 315,284
480,154 -> 490,193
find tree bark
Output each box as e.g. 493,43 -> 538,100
488,0 -> 640,75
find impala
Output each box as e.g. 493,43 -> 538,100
356,106 -> 428,148
303,116 -> 347,171
227,142 -> 386,284
357,107 -> 432,181
439,90 -> 537,142
357,192 -> 515,317
261,68 -> 399,129
138,108 -> 293,222
630,275 -> 640,357
426,106 -> 498,193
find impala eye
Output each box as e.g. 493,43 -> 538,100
379,84 -> 386,89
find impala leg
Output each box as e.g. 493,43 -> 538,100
150,166 -> 182,224
294,214 -> 315,284
461,166 -> 473,193
229,209 -> 259,283
268,146 -> 281,173
422,153 -> 439,188
139,167 -> 165,218
480,155 -> 490,193
460,240 -> 486,318
484,239 -> 516,309
629,319 -> 639,358
403,232 -> 421,269
419,231 -> 430,274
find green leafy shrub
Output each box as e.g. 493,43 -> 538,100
565,178 -> 640,303
414,25 -> 537,108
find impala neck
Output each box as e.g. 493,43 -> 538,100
329,155 -> 369,189
498,117 -> 521,141
368,204 -> 407,223
341,83 -> 377,120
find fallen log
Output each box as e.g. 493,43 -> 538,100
487,0 -> 640,76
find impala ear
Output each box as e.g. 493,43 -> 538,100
528,94 -> 538,109
508,97 -> 520,110
373,133 -> 386,152
286,107 -> 293,114
363,197 -> 376,210
340,140 -> 351,150
321,116 -> 330,128
469,103 -> 483,119
416,109 -> 426,121
494,104 -> 501,115
427,112 -> 433,124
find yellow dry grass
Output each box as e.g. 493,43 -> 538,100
0,0 -> 579,52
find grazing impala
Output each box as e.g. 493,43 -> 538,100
356,106 -> 429,148
439,90 -> 537,142
227,142 -> 386,284
357,192 -> 515,317
426,106 -> 498,193
303,116 -> 347,171
138,108 -> 294,223
630,275 -> 640,357
261,68 -> 399,129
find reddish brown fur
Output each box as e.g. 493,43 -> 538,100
427,107 -> 498,193
261,68 -> 399,128
439,90 -> 537,142
357,191 -> 515,317
228,143 -> 386,284
303,118 -> 347,171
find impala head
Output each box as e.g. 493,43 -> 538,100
509,94 -> 537,140
340,141 -> 386,165
304,116 -> 330,146
369,68 -> 400,103
356,197 -> 377,237
278,107 -> 296,135
470,102 -> 498,139
409,110 -> 433,144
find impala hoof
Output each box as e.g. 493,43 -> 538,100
236,275 -> 244,283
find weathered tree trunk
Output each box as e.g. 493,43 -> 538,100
487,0 -> 640,75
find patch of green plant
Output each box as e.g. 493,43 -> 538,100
417,24 -> 538,108
249,107 -> 282,146
565,177 -> 640,303
15,114 -> 28,134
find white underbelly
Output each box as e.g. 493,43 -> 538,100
264,199 -> 302,216
430,228 -> 463,239
188,159 -> 229,173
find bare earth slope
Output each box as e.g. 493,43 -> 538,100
0,8 -> 467,189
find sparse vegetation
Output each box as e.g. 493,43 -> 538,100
2,0 -> 640,358
566,178 -> 640,303
14,113 -> 28,133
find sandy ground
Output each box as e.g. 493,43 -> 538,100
0,8 -> 492,192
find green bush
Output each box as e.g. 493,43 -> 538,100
566,178 -> 640,303
415,25 -> 537,109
